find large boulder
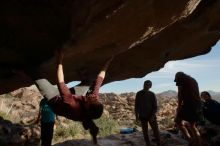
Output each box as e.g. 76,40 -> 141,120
1,0 -> 220,94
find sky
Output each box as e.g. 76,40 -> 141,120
68,41 -> 220,94
99,41 -> 220,94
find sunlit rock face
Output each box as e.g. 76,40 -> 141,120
0,0 -> 220,94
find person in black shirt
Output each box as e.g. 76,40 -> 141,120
135,80 -> 161,146
201,91 -> 220,125
174,72 -> 202,146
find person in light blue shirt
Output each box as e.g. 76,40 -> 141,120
36,97 -> 56,146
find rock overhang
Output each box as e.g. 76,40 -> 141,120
0,0 -> 220,94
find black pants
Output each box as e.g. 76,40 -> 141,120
41,122 -> 55,146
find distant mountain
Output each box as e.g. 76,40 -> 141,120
207,90 -> 220,96
156,90 -> 220,101
156,90 -> 177,98
208,90 -> 220,102
101,90 -> 220,101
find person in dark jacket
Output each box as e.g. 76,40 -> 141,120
201,91 -> 220,125
135,80 -> 161,146
174,72 -> 202,146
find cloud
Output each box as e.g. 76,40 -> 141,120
151,82 -> 177,93
144,73 -> 172,79
157,59 -> 220,75
153,82 -> 174,88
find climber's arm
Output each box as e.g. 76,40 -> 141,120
56,49 -> 65,84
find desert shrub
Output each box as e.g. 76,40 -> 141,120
159,117 -> 175,129
54,126 -> 68,139
0,111 -> 11,120
94,115 -> 119,136
68,124 -> 81,137
54,121 -> 83,141
53,115 -> 119,141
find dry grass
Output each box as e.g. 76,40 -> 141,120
53,115 -> 119,142
0,98 -> 12,121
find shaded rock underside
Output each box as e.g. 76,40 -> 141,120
1,0 -> 220,94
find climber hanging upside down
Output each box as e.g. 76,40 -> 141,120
28,49 -> 113,144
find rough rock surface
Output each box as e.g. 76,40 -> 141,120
53,131 -> 189,146
1,0 -> 220,94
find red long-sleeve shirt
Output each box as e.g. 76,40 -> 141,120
48,76 -> 103,121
